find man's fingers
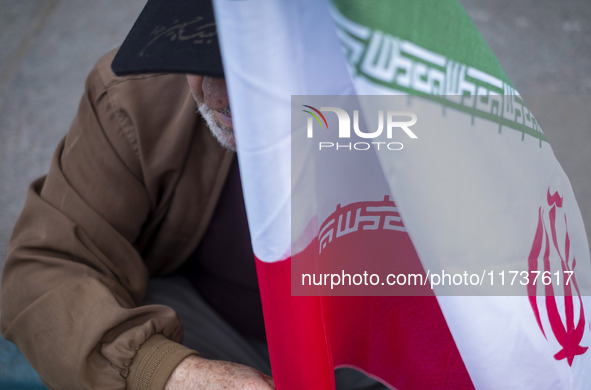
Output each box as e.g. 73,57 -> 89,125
166,355 -> 276,389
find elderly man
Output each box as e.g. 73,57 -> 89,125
1,0 -> 384,389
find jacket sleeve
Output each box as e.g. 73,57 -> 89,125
0,53 -> 197,390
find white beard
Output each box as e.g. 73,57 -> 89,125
197,103 -> 236,151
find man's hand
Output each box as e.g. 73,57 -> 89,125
164,355 -> 275,390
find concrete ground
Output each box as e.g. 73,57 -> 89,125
0,1 -> 146,387
0,0 -> 589,387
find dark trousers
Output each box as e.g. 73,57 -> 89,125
144,275 -> 388,389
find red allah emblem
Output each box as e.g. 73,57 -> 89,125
528,189 -> 588,366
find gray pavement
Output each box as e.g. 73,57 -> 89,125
0,1 -> 145,386
0,0 -> 590,385
0,0 -> 147,273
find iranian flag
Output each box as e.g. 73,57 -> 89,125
212,0 -> 591,389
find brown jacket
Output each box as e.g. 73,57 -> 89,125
0,49 -> 234,389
